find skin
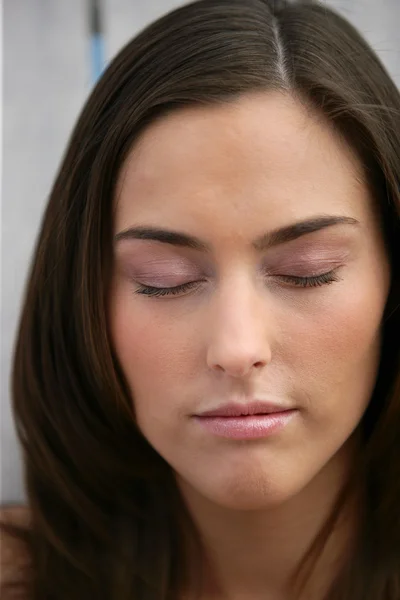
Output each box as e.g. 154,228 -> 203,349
109,91 -> 391,599
0,506 -> 31,592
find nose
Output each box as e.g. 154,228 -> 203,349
206,280 -> 273,378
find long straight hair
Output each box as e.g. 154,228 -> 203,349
3,0 -> 400,598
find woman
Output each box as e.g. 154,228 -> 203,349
1,0 -> 399,598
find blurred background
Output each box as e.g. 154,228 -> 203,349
2,0 -> 399,504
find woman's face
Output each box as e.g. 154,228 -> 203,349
109,92 -> 390,509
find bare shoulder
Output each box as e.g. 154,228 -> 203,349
1,505 -> 31,526
0,506 -> 32,597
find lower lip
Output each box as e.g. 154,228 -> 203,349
193,410 -> 297,440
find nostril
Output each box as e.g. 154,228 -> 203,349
211,358 -> 267,377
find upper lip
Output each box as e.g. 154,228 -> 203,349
196,400 -> 295,418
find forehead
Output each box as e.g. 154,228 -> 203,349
114,91 -> 371,234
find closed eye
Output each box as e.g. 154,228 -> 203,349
277,270 -> 341,288
133,270 -> 341,298
134,280 -> 202,297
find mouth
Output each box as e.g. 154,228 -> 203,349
193,401 -> 298,440
196,400 -> 295,418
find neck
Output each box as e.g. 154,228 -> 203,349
177,442 -> 358,600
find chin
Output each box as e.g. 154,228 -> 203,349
177,470 -> 301,512
211,484 -> 296,511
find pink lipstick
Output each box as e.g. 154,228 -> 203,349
194,401 -> 297,440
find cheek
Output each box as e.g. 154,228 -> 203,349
316,285 -> 383,360
109,288 -> 196,396
288,274 -> 386,419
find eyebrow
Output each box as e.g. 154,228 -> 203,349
114,215 -> 359,252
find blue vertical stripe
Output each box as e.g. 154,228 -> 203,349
91,32 -> 105,82
89,0 -> 105,83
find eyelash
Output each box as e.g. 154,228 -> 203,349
134,270 -> 341,298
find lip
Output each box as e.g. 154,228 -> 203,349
196,400 -> 294,418
193,401 -> 298,440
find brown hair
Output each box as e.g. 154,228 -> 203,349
3,0 -> 400,598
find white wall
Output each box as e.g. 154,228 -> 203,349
1,0 -> 399,503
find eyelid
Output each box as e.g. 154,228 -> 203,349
124,247 -> 349,292
133,257 -> 196,273
123,258 -> 203,285
264,257 -> 346,276
264,245 -> 352,265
